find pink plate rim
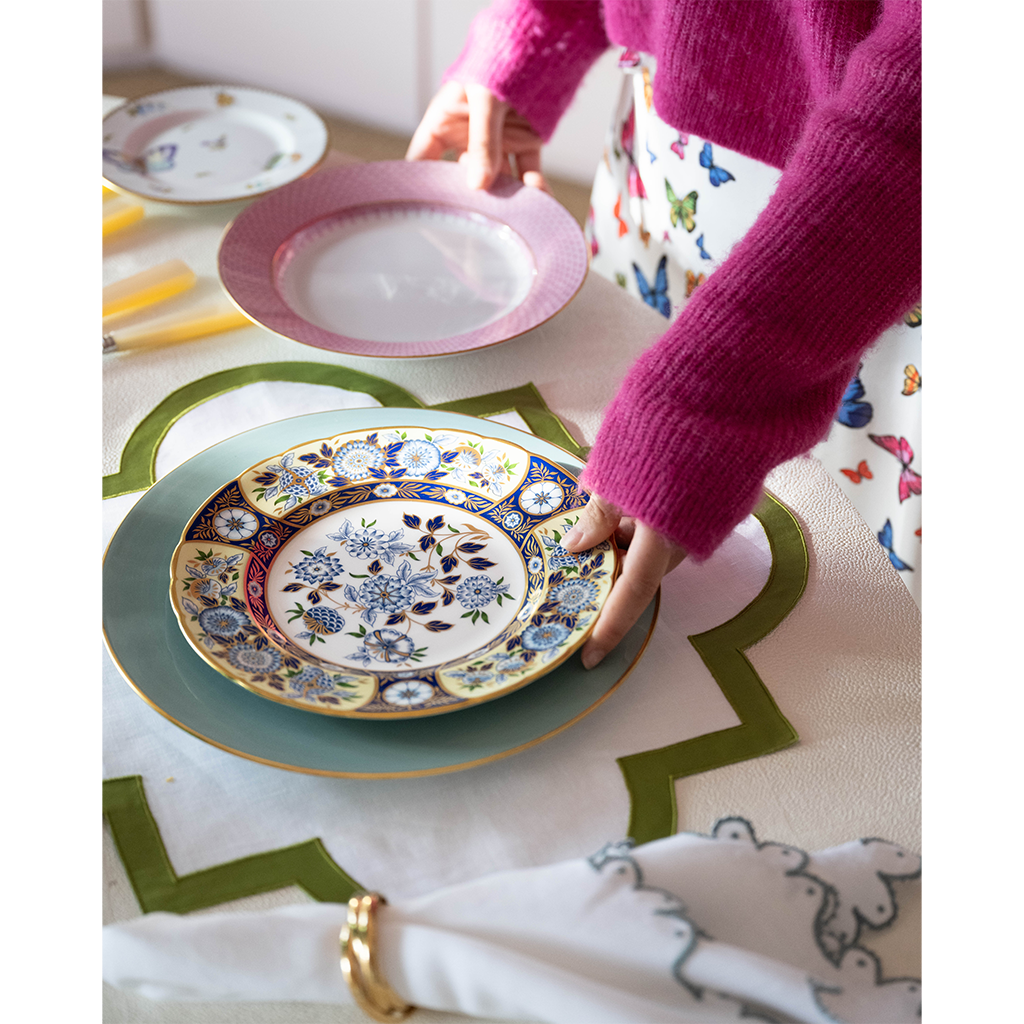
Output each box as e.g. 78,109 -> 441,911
217,160 -> 589,358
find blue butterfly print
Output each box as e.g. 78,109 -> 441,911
696,234 -> 712,260
646,139 -> 658,163
836,373 -> 873,429
878,519 -> 912,572
103,148 -> 139,173
633,255 -> 671,318
699,142 -> 735,186
144,144 -> 177,173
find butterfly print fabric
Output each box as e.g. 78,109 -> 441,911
584,51 -> 922,605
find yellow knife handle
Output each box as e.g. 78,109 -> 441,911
102,195 -> 145,236
102,259 -> 197,317
103,296 -> 253,352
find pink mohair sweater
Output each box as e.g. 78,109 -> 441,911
445,0 -> 921,560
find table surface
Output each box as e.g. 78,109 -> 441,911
102,99 -> 920,1024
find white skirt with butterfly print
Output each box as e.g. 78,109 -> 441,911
584,50 -> 922,606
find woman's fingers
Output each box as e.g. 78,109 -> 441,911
580,524 -> 686,669
563,493 -> 622,551
465,84 -> 508,189
515,149 -> 550,193
405,82 -> 466,162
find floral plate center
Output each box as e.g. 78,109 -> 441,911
262,500 -> 526,671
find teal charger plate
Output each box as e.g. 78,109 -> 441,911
103,409 -> 658,778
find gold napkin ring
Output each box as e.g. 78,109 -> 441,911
340,892 -> 415,1022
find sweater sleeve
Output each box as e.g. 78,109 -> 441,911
579,0 -> 922,561
441,0 -> 611,141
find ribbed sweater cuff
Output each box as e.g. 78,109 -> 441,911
442,0 -> 610,140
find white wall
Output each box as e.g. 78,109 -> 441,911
127,0 -> 622,186
103,0 -> 151,67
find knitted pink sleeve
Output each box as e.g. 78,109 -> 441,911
442,0 -> 610,141
579,0 -> 922,560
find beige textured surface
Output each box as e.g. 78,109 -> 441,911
677,456 -> 921,856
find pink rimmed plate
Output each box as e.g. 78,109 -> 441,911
217,161 -> 589,357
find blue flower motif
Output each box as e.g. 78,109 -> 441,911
287,665 -> 329,695
227,643 -> 282,673
332,440 -> 385,479
188,577 -> 222,600
541,535 -> 579,569
380,678 -> 433,705
528,556 -> 544,574
448,669 -> 494,688
456,575 -> 503,609
397,439 -> 442,477
363,628 -> 416,663
503,511 -> 522,529
357,575 -> 412,614
198,606 -> 248,638
301,605 -> 345,635
348,527 -> 386,559
267,453 -> 328,509
521,622 -> 571,650
292,546 -> 345,586
548,579 -> 599,613
327,521 -> 412,564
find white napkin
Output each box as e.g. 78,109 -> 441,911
104,819 -> 920,1024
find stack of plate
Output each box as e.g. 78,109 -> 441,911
103,410 -> 657,779
102,84 -> 590,358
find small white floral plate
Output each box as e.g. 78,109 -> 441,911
102,85 -> 328,203
170,424 -> 618,718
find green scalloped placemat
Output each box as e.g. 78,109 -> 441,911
103,362 -> 585,498
104,365 -> 807,911
104,775 -> 362,913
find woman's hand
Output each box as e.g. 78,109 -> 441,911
406,81 -> 549,193
563,493 -> 686,669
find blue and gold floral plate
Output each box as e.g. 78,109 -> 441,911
171,424 -> 619,719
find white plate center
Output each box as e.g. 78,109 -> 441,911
274,204 -> 537,343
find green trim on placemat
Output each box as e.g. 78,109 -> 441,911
102,363 -> 584,499
434,384 -> 587,460
103,370 -> 812,909
618,492 -> 808,846
103,775 -> 363,912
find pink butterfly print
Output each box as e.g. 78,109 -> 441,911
869,434 -> 922,503
618,49 -> 641,68
670,134 -> 690,159
621,108 -> 635,160
627,163 -> 647,199
586,206 -> 599,257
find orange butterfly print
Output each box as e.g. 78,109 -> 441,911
902,364 -> 921,396
613,194 -> 629,237
685,270 -> 705,297
840,460 -> 872,484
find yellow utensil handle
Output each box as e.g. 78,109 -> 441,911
102,259 -> 197,317
103,299 -> 252,352
103,195 -> 145,236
